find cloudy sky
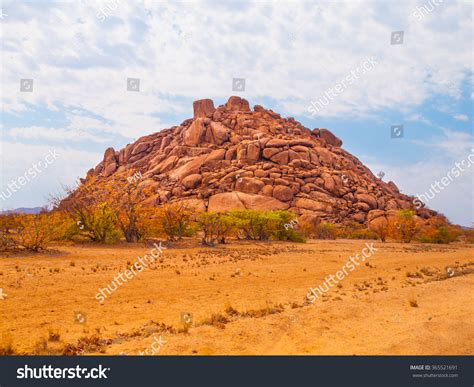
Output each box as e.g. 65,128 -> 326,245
0,0 -> 472,225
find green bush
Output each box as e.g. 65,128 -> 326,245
284,229 -> 306,243
418,226 -> 458,244
269,210 -> 302,241
72,203 -> 121,243
196,212 -> 236,246
197,210 -> 306,243
228,209 -> 274,241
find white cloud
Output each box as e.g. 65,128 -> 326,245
0,141 -> 103,210
411,127 -> 474,160
0,0 -> 472,121
0,0 -> 472,223
407,113 -> 433,125
453,114 -> 469,122
8,126 -> 110,142
365,127 -> 474,225
367,157 -> 473,226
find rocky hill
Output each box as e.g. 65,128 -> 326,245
75,96 -> 437,227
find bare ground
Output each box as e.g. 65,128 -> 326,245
0,240 -> 473,355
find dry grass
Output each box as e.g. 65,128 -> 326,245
62,335 -> 111,356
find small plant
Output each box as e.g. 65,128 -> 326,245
48,329 -> 61,342
409,298 -> 418,307
0,342 -> 16,355
225,305 -> 239,317
201,313 -> 229,329
62,335 -> 111,356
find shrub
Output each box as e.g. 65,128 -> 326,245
0,214 -> 17,251
418,226 -> 458,244
284,229 -> 306,243
196,212 -> 237,246
338,221 -> 378,240
228,210 -> 273,240
313,222 -> 339,240
157,203 -> 195,241
270,210 -> 305,242
391,210 -> 421,243
74,203 -> 121,243
345,228 -> 379,240
10,212 -> 64,252
201,313 -> 229,329
417,216 -> 460,244
195,210 -> 305,244
458,228 -> 474,244
226,209 -> 305,242
297,215 -> 321,238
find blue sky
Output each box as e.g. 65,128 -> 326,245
0,0 -> 472,225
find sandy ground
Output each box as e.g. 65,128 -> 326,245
0,239 -> 473,355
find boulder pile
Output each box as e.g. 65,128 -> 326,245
78,96 -> 438,227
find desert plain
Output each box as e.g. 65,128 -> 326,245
0,239 -> 473,356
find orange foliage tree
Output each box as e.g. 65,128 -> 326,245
391,209 -> 421,243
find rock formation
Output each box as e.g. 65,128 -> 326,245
77,96 -> 438,227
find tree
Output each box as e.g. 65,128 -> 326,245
269,210 -> 305,242
157,203 -> 195,241
53,177 -> 125,243
0,214 -> 18,251
196,212 -> 237,246
418,215 -> 459,244
11,212 -> 63,252
196,212 -> 220,246
229,210 -> 273,240
75,203 -> 120,243
105,172 -> 151,242
225,210 -> 305,242
393,209 -> 420,243
215,212 -> 238,244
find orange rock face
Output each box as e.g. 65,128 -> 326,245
75,96 -> 438,224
